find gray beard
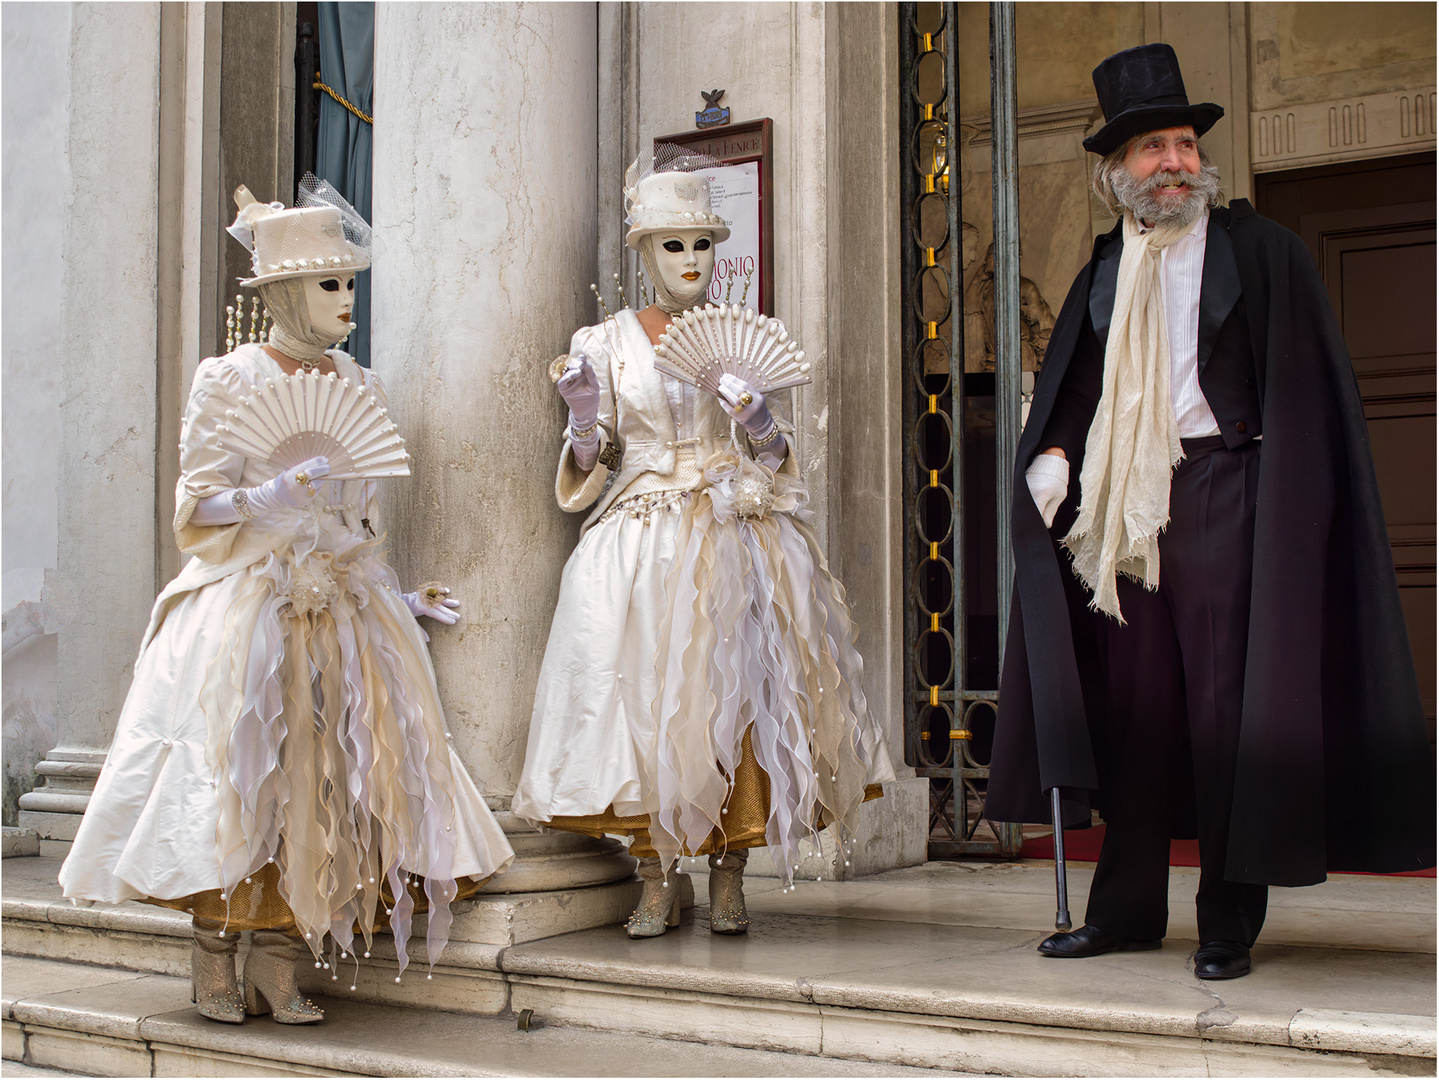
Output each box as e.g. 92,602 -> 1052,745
1113,161 -> 1220,226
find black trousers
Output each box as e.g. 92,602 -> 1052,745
1084,436 -> 1269,946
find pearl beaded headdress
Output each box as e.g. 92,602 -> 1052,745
228,174 -> 371,288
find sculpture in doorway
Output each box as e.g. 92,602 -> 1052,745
962,222 -> 1057,375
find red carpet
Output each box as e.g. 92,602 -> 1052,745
1021,824 -> 1435,878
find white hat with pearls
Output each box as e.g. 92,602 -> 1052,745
227,175 -> 371,287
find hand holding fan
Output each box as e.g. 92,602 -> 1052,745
215,371 -> 411,481
652,303 -> 812,398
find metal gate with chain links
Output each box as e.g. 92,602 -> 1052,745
899,2 -> 1024,860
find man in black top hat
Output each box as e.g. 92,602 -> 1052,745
986,44 -> 1433,980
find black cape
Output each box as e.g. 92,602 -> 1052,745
987,200 -> 1435,886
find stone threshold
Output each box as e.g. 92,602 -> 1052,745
4,856 -> 1434,1077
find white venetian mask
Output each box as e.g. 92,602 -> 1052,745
300,271 -> 356,342
649,231 -> 715,310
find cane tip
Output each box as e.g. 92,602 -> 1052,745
1056,917 -> 1073,932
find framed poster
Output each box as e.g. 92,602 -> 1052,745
657,119 -> 775,315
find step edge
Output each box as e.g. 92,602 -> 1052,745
9,921 -> 1435,1061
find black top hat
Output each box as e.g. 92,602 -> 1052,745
1082,43 -> 1223,156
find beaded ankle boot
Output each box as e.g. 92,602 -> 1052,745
708,849 -> 750,934
625,856 -> 682,938
243,929 -> 325,1024
191,918 -> 244,1023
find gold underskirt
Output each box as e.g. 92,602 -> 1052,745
546,727 -> 883,859
144,862 -> 487,932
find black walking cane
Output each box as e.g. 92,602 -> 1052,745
1050,787 -> 1072,931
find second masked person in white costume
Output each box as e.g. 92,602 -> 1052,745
514,147 -> 895,937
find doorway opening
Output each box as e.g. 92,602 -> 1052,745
1256,152 -> 1437,738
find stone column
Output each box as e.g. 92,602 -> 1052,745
372,2 -> 642,937
17,3 -> 163,853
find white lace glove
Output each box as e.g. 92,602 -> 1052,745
401,584 -> 460,642
189,456 -> 332,526
1025,453 -> 1069,528
557,354 -> 602,471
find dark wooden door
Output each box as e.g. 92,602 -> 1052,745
1258,155 -> 1436,729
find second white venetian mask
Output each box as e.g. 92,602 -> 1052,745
649,231 -> 715,311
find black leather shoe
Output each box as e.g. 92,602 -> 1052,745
1037,924 -> 1162,958
1194,940 -> 1251,979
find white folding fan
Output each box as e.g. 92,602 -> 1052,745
215,371 -> 411,481
652,303 -> 812,397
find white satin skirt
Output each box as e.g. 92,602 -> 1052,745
59,541 -> 513,971
515,451 -> 895,879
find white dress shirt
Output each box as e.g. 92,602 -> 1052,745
1155,210 -> 1221,437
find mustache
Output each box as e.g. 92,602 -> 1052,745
1141,169 -> 1203,194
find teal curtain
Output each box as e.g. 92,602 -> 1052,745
315,2 -> 373,366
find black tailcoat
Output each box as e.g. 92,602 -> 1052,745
987,200 -> 1435,886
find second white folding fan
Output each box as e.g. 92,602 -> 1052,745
652,303 -> 813,397
215,371 -> 411,481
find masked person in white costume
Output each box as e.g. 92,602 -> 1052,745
59,178 -> 514,1024
514,147 -> 895,938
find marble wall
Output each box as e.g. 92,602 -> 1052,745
372,2 -> 599,797
1247,4 -> 1436,172
1,3 -> 71,821
54,3 -> 163,755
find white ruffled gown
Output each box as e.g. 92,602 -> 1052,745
513,311 -> 895,878
59,344 -> 514,972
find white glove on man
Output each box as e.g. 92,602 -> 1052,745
1025,452 -> 1069,529
556,354 -> 602,471
189,455 -> 332,526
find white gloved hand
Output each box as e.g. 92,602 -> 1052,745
189,455 -> 331,525
716,373 -> 780,445
1025,453 -> 1069,528
557,355 -> 602,470
556,354 -> 601,432
402,584 -> 460,624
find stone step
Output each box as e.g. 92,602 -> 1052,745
5,856 -> 1434,1077
2,955 -> 957,1078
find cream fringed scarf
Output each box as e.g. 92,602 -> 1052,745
1063,212 -> 1192,623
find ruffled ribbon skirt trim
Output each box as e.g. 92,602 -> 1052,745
199,542 -> 471,973
643,451 -> 886,878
